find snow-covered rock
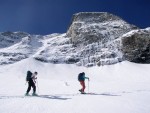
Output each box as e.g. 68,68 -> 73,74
34,33 -> 80,64
65,12 -> 138,66
121,28 -> 150,63
67,12 -> 137,45
0,32 -> 43,65
0,31 -> 29,48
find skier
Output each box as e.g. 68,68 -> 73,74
25,71 -> 38,96
78,72 -> 89,94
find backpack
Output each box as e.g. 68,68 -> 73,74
26,71 -> 32,81
78,73 -> 84,81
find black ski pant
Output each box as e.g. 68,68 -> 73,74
26,80 -> 36,94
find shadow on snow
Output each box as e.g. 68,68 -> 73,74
0,95 -> 71,100
38,95 -> 71,100
0,92 -> 121,100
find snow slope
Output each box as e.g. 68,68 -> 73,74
0,58 -> 150,113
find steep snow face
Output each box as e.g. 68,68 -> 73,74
0,32 -> 43,65
0,31 -> 29,48
0,31 -> 123,66
34,33 -> 80,64
33,33 -> 122,67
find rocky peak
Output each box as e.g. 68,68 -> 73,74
70,12 -> 121,23
67,12 -> 137,46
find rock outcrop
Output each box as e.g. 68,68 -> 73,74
66,12 -> 138,66
121,28 -> 150,63
67,12 -> 137,46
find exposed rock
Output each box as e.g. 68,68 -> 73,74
121,28 -> 150,63
66,12 -> 138,66
0,52 -> 28,65
67,12 -> 137,46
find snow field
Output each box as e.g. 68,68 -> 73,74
0,58 -> 150,113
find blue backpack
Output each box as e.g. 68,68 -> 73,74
26,71 -> 32,81
78,73 -> 84,81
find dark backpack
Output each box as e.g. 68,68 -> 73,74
26,71 -> 32,81
78,73 -> 84,81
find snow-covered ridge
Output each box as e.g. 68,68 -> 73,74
0,12 -> 150,66
0,31 -> 29,48
0,31 -> 43,65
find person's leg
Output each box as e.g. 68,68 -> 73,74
33,83 -> 36,94
26,81 -> 32,94
79,81 -> 82,91
31,81 -> 36,94
82,81 -> 85,93
80,81 -> 86,93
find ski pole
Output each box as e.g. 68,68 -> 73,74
88,79 -> 89,93
36,79 -> 39,94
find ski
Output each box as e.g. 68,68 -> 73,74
80,92 -> 97,95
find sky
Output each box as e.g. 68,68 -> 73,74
0,0 -> 149,35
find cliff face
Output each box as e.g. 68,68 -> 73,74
121,28 -> 150,63
65,12 -> 139,66
67,12 -> 137,46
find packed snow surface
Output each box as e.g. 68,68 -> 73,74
0,58 -> 150,113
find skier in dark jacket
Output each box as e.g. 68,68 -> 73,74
25,71 -> 38,96
78,72 -> 89,94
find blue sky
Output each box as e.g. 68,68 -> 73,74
0,0 -> 149,35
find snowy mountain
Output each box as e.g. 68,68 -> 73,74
0,12 -> 150,66
0,12 -> 150,113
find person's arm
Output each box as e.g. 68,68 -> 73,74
32,74 -> 37,83
84,76 -> 89,80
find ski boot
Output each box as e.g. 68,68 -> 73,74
81,92 -> 86,94
25,92 -> 30,96
32,92 -> 38,96
79,89 -> 82,93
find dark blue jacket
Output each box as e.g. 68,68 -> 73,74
78,73 -> 89,81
